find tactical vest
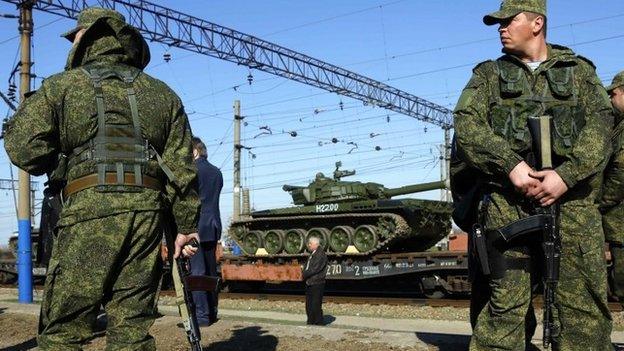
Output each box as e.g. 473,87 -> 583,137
488,58 -> 584,163
63,64 -> 174,196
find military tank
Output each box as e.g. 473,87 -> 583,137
229,162 -> 452,257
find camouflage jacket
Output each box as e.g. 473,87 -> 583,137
601,109 -> 624,244
4,17 -> 200,232
453,44 -> 613,207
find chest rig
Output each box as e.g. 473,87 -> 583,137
63,65 -> 167,197
489,58 -> 584,164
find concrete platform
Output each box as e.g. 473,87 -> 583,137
1,290 -> 624,350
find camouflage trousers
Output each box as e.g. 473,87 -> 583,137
470,204 -> 613,351
609,245 -> 624,308
38,210 -> 163,350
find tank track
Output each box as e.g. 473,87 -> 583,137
230,212 -> 410,258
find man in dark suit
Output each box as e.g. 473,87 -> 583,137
302,236 -> 328,325
190,137 -> 224,326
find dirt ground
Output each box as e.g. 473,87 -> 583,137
0,310 -> 468,351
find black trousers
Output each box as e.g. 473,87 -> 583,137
189,241 -> 219,324
305,283 -> 324,325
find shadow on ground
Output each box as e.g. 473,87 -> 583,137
0,338 -> 37,351
322,315 -> 336,325
415,332 -> 470,351
0,308 -> 5,316
205,326 -> 277,351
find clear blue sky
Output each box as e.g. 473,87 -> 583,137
0,0 -> 622,247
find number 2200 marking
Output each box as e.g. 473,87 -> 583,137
315,203 -> 339,212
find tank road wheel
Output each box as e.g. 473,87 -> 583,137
353,225 -> 378,253
329,226 -> 353,253
377,217 -> 397,238
241,231 -> 263,255
230,225 -> 247,240
263,230 -> 285,255
306,228 -> 329,251
284,229 -> 306,254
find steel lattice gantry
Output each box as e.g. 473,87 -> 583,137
1,0 -> 454,129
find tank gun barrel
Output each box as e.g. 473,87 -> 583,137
384,180 -> 448,197
282,184 -> 305,192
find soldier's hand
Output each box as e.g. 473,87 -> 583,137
160,244 -> 169,262
508,161 -> 540,196
174,233 -> 200,259
528,169 -> 568,206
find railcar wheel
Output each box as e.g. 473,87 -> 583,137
353,225 -> 378,253
284,229 -> 306,254
241,231 -> 263,255
424,290 -> 446,299
329,226 -> 353,253
0,271 -> 15,284
306,228 -> 329,251
263,230 -> 285,255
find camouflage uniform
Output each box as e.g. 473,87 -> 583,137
601,72 -> 624,306
4,8 -> 200,350
453,1 -> 614,350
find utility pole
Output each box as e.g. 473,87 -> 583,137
442,128 -> 451,202
17,0 -> 33,304
438,144 -> 445,201
233,100 -> 242,222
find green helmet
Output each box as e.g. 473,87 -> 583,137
483,0 -> 547,26
606,71 -> 624,93
61,7 -> 126,41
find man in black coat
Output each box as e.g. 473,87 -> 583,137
190,137 -> 224,325
302,236 -> 328,325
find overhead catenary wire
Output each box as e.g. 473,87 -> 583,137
347,13 -> 624,67
386,33 -> 624,82
0,16 -> 66,46
184,30 -> 624,126
154,11 -> 624,111
224,156 -> 438,195
222,152 -> 435,182
262,0 -> 409,37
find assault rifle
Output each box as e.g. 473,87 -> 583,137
169,237 -> 220,350
497,115 -> 561,348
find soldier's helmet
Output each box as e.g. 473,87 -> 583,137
483,0 -> 547,26
61,7 -> 126,41
606,72 -> 624,93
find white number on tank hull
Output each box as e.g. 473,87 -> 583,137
315,203 -> 339,212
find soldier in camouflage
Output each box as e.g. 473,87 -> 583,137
602,72 -> 624,307
4,7 -> 201,350
453,0 -> 613,349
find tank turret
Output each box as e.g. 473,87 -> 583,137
282,162 -> 447,206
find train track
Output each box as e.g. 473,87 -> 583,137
213,291 -> 624,312
220,292 -> 471,308
160,289 -> 470,307
4,285 -> 623,311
